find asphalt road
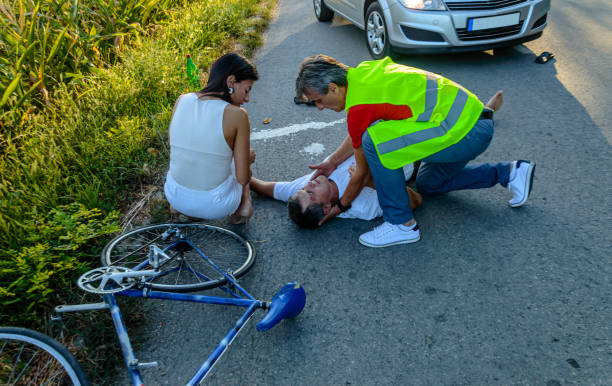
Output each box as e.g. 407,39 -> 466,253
116,0 -> 612,384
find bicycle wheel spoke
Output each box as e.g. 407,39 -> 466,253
181,256 -> 206,283
7,341 -> 25,383
40,364 -> 64,386
33,357 -> 56,386
109,229 -> 170,266
173,258 -> 186,285
101,223 -> 255,291
14,345 -> 40,385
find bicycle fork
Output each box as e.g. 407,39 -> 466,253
189,301 -> 262,385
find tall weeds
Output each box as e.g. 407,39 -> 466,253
0,0 -> 176,130
0,0 -> 274,327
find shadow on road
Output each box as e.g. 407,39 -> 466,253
117,2 -> 612,385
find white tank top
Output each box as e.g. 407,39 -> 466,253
168,94 -> 233,190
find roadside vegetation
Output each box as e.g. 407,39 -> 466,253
1,0 -> 274,381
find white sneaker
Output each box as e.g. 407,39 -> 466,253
359,222 -> 421,248
508,160 -> 536,207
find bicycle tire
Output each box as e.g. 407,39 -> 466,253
100,223 -> 255,292
0,327 -> 89,386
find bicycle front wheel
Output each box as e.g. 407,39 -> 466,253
0,327 -> 88,386
101,223 -> 255,292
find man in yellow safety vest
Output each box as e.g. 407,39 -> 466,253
294,54 -> 536,248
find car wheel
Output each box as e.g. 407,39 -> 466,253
365,2 -> 393,60
314,0 -> 334,22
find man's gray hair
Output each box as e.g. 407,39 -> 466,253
295,54 -> 349,98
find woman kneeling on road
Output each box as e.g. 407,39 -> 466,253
164,53 -> 258,225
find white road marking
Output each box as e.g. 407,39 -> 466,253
251,119 -> 346,141
302,143 -> 325,155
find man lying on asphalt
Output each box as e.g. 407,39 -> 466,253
250,154 -> 421,228
295,55 -> 536,247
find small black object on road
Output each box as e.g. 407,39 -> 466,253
535,51 -> 555,64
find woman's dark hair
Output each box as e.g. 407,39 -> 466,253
200,53 -> 258,103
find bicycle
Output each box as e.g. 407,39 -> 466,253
2,223 -> 306,385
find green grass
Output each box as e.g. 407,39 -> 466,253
0,0 -> 178,126
0,1 -> 275,379
1,0 -> 275,382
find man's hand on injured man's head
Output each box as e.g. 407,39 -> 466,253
308,160 -> 336,180
318,204 -> 341,227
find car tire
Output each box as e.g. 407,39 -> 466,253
365,2 -> 394,60
313,0 -> 334,22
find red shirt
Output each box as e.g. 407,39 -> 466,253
347,103 -> 413,148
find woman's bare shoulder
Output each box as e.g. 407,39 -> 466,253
224,103 -> 248,114
224,104 -> 249,122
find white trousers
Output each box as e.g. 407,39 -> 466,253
164,171 -> 242,220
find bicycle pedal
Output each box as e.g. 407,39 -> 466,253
129,360 -> 158,370
138,361 -> 158,369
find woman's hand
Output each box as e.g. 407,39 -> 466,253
348,163 -> 356,178
308,160 -> 336,180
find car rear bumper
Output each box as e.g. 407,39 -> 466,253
386,0 -> 550,52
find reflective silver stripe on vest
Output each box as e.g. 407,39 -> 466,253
377,89 -> 469,155
416,75 -> 438,122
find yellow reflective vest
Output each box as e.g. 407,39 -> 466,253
345,57 -> 484,169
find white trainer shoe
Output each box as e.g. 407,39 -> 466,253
359,222 -> 421,248
508,160 -> 536,207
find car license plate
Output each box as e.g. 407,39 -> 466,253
468,12 -> 520,31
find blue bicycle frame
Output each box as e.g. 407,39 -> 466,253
106,288 -> 263,385
55,231 -> 306,385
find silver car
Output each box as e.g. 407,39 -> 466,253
313,0 -> 550,59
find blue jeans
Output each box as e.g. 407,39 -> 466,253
362,118 -> 511,224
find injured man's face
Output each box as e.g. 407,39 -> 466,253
292,175 -> 336,213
